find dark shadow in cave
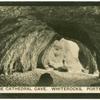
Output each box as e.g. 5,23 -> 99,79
47,20 -> 95,51
90,82 -> 100,86
36,73 -> 53,86
13,57 -> 24,73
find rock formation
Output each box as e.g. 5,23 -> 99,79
78,41 -> 98,74
0,16 -> 56,75
42,38 -> 97,74
0,15 -> 97,75
0,6 -> 99,76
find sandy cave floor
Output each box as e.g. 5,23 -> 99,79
0,68 -> 100,86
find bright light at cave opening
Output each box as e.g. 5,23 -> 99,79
60,38 -> 83,73
43,38 -> 84,73
61,38 -> 80,58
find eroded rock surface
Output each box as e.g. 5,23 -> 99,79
0,16 -> 56,75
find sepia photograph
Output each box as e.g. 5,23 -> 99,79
0,1 -> 100,98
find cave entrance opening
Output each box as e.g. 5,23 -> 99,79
37,36 -> 98,75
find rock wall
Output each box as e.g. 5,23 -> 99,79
78,41 -> 97,74
0,16 -> 56,75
